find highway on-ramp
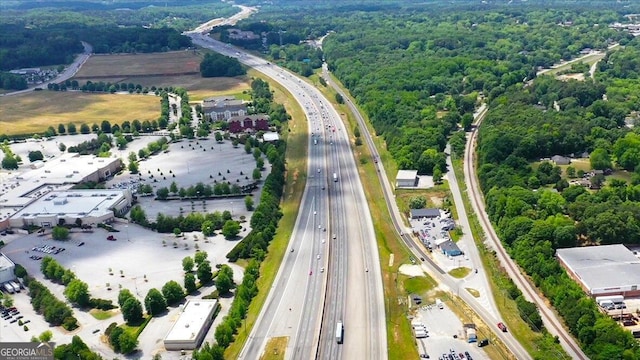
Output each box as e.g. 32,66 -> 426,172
187,33 -> 386,360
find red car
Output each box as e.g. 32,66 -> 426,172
497,322 -> 507,332
107,235 -> 116,241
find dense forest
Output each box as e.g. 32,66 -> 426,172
0,0 -> 236,70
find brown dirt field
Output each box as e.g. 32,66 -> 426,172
74,51 -> 203,78
0,91 -> 159,136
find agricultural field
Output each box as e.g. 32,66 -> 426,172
0,91 -> 159,136
74,51 -> 203,78
1,50 -> 256,136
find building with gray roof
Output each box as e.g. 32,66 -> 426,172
557,244 -> 640,298
410,208 -> 441,219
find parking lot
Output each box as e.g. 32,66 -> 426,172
413,300 -> 489,360
0,221 -> 246,356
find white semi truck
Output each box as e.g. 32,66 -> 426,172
336,321 -> 344,344
333,173 -> 338,182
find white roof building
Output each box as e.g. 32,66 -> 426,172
164,299 -> 219,351
0,153 -> 122,226
9,189 -> 132,228
0,253 -> 16,284
557,244 -> 640,297
396,170 -> 418,188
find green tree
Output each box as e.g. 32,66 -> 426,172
197,261 -> 213,284
118,289 -> 135,308
182,256 -> 194,272
215,265 -> 234,295
184,273 -> 197,294
128,161 -> 139,174
144,288 -> 167,316
64,279 -> 91,307
28,151 -> 44,162
161,280 -> 185,306
252,168 -> 262,181
214,322 -> 234,348
80,123 -> 91,134
118,331 -> 138,354
590,148 -> 612,170
170,181 -> 179,194
408,196 -> 427,209
201,220 -> 215,237
222,220 -> 241,238
194,251 -> 208,266
244,195 -> 254,211
156,187 -> 169,200
51,226 -> 69,240
121,297 -> 143,325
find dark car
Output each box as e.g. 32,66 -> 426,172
478,339 -> 489,347
107,235 -> 116,241
78,242 -> 85,246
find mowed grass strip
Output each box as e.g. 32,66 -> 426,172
260,336 -> 288,360
75,51 -> 203,78
0,91 -> 160,136
225,68 -> 308,360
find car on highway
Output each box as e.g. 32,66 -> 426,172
320,267 -> 324,273
106,235 -> 116,241
332,234 -> 337,239
497,322 -> 507,332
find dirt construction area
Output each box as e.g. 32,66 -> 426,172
74,51 -> 203,78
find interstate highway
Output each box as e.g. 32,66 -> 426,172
188,33 -> 386,360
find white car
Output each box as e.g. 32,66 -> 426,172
317,254 -> 321,260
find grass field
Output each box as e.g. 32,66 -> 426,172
89,309 -> 115,320
0,91 -> 160,136
260,337 -> 288,360
2,48 -> 255,137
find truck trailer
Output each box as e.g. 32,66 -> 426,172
336,321 -> 344,344
3,283 -> 14,294
596,295 -> 624,305
9,281 -> 20,293
333,173 -> 338,182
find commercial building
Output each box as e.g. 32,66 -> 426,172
228,114 -> 270,133
410,208 -> 441,220
0,253 -> 16,284
202,96 -> 247,121
164,299 -> 219,351
1,154 -> 122,229
396,170 -> 418,188
9,189 -> 132,228
440,240 -> 462,257
557,245 -> 640,297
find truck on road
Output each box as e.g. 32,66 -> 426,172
333,173 -> 338,182
336,321 -> 344,344
9,281 -> 20,293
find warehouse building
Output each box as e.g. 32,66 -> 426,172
0,253 -> 16,284
9,189 -> 132,228
557,245 -> 640,298
164,299 -> 219,351
396,170 -> 418,188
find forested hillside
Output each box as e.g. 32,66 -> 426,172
0,1 -> 236,70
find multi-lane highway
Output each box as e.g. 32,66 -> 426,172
186,32 -> 386,360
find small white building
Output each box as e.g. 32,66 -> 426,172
396,170 -> 418,188
0,253 -> 16,284
164,299 -> 219,351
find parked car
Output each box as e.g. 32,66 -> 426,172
107,235 -> 116,241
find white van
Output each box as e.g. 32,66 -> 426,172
435,299 -> 444,309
